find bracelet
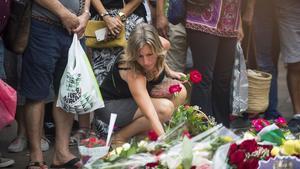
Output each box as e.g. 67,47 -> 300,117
100,12 -> 110,18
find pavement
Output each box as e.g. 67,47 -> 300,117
0,58 -> 294,169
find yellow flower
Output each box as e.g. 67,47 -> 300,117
221,136 -> 233,143
271,146 -> 280,156
281,140 -> 298,155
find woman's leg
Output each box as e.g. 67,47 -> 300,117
187,30 -> 219,116
114,98 -> 175,142
212,37 -> 236,127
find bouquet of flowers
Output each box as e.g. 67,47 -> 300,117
166,105 -> 216,136
227,139 -> 273,169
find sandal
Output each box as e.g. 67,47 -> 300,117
50,158 -> 82,169
288,117 -> 300,134
26,161 -> 48,169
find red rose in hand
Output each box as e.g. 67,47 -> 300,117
189,70 -> 202,84
229,150 -> 245,165
228,143 -> 238,156
169,84 -> 182,94
148,130 -> 159,141
239,139 -> 258,153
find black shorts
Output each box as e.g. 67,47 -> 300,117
94,98 -> 138,128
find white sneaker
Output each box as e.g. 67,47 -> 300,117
0,157 -> 15,168
8,136 -> 27,153
41,137 -> 50,152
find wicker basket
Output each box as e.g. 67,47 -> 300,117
247,70 -> 272,113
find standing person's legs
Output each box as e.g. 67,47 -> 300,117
287,63 -> 300,113
187,30 -> 219,116
276,0 -> 300,132
51,99 -> 79,166
254,0 -> 280,113
50,31 -> 82,167
212,38 -> 236,127
165,23 -> 187,73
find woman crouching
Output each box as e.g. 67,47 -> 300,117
95,23 -> 187,144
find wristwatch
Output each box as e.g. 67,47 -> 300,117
100,12 -> 109,18
118,12 -> 126,22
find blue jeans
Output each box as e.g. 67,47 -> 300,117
253,0 -> 280,113
0,38 -> 6,80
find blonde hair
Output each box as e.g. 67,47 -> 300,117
120,23 -> 166,75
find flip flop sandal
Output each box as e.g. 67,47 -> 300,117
50,158 -> 82,169
26,161 -> 48,169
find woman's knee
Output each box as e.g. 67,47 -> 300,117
178,84 -> 187,102
158,99 -> 174,121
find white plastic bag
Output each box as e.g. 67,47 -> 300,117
230,42 -> 248,116
57,34 -> 104,114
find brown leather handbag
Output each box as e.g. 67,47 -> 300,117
2,0 -> 32,54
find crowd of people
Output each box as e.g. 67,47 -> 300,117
0,0 -> 299,168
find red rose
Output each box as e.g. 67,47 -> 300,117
89,137 -> 97,143
182,130 -> 191,139
189,70 -> 202,84
146,161 -> 159,168
228,143 -> 238,156
239,139 -> 258,153
261,145 -> 273,151
244,158 -> 258,169
229,150 -> 245,165
148,130 -> 158,141
169,84 -> 182,94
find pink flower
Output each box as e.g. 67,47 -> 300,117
254,124 -> 264,132
169,84 -> 182,94
275,117 -> 287,126
251,118 -> 270,132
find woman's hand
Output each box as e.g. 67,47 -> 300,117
167,70 -> 186,81
103,15 -> 123,36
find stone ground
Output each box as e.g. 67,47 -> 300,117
0,58 -> 294,169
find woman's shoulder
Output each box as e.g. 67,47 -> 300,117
119,67 -> 146,84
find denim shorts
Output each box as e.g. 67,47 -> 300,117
21,19 -> 73,101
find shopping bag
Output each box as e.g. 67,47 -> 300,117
230,42 -> 248,116
57,34 -> 104,114
0,79 -> 17,129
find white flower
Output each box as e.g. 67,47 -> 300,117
122,143 -> 131,151
138,140 -> 148,148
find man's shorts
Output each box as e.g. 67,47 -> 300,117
276,0 -> 300,63
21,19 -> 73,101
